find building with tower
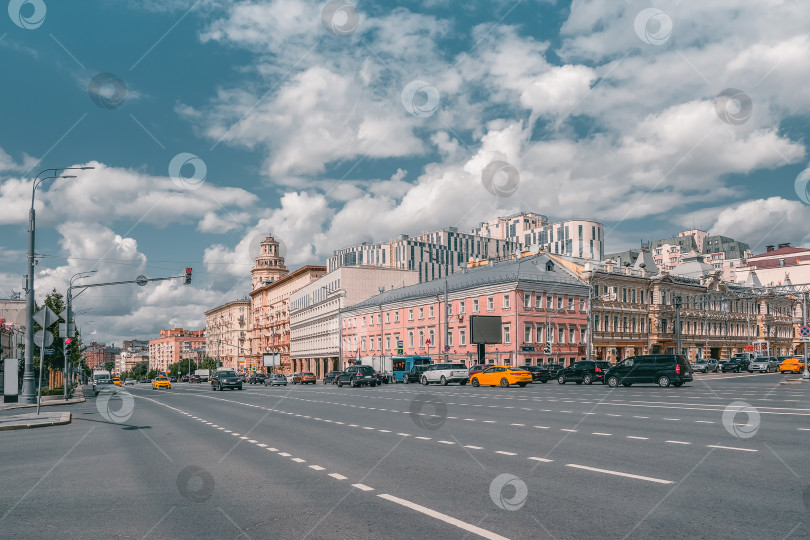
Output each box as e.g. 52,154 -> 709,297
251,236 -> 289,290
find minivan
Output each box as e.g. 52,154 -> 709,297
604,354 -> 693,388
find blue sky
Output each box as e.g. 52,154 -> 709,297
1,0 -> 809,345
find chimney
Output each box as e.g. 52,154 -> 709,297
777,242 -> 791,249
766,245 -> 775,252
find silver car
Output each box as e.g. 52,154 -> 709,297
748,356 -> 777,373
692,359 -> 719,373
265,374 -> 287,386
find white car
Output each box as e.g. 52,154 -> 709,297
124,378 -> 136,385
748,357 -> 777,373
420,363 -> 470,386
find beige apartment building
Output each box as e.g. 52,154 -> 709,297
148,328 -> 205,373
289,266 -> 419,377
205,299 -> 250,370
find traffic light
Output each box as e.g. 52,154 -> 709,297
544,342 -> 552,355
184,268 -> 192,285
65,337 -> 72,353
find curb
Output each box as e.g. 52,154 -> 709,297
0,412 -> 71,431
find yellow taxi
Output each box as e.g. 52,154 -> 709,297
152,376 -> 172,390
470,366 -> 533,388
778,357 -> 806,374
112,377 -> 122,387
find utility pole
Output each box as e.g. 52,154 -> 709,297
674,295 -> 682,356
803,293 -> 809,380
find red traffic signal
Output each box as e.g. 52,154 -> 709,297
184,268 -> 192,285
65,338 -> 72,345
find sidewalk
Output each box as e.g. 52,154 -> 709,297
0,411 -> 71,431
0,385 -> 86,411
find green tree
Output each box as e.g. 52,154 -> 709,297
23,288 -> 66,384
103,360 -> 115,373
200,357 -> 217,371
147,369 -> 158,379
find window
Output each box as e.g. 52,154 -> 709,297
459,301 -> 465,315
568,296 -> 574,310
595,315 -> 600,332
557,295 -> 563,310
447,302 -> 452,316
418,307 -> 424,320
580,327 -> 586,343
524,293 -> 531,309
361,337 -> 366,351
459,328 -> 466,346
408,309 -> 413,321
487,296 -> 494,311
503,325 -> 511,344
524,324 -> 532,343
536,294 -> 542,309
377,313 -> 381,325
408,331 -> 414,348
386,336 -> 391,350
503,294 -> 510,310
385,312 -> 390,324
447,330 -> 453,346
558,327 -> 565,343
395,311 -> 400,323
377,336 -> 381,350
622,316 -> 628,332
536,324 -> 544,343
473,299 -> 479,313
429,329 -> 435,346
632,318 -> 637,332
632,289 -> 637,303
613,316 -> 619,332
622,288 -> 627,303
429,305 -> 434,318
419,330 -> 424,347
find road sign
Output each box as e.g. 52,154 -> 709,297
397,340 -> 403,347
44,348 -> 55,355
33,329 -> 53,348
801,337 -> 810,343
444,346 -> 450,352
59,322 -> 75,336
33,306 -> 57,327
799,326 -> 810,337
396,348 -> 404,355
136,275 -> 148,286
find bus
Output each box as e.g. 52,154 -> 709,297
391,356 -> 432,383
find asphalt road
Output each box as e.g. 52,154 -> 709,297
1,373 -> 808,539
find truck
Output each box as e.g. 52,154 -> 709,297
194,369 -> 211,382
359,356 -> 394,383
92,369 -> 111,391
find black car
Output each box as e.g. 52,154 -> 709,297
211,370 -> 243,391
323,371 -> 343,385
605,354 -> 693,388
721,358 -> 744,373
402,365 -> 430,384
336,365 -> 378,387
248,373 -> 267,384
180,375 -> 190,382
545,363 -> 565,377
556,360 -> 608,385
169,376 -> 177,383
524,365 -> 551,383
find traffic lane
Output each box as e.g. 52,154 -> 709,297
147,387 -> 809,540
243,383 -> 810,446
131,388 -> 516,540
144,386 -> 686,540
2,390 -> 482,540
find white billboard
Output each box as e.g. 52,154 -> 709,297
262,353 -> 281,367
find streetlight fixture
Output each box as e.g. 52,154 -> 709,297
22,166 -> 94,403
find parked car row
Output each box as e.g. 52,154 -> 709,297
691,355 -> 805,374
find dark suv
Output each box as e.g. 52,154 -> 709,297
211,370 -> 243,391
402,365 -> 430,384
605,354 -> 693,388
248,373 -> 267,384
336,365 -> 378,387
524,365 -> 551,383
556,361 -> 610,385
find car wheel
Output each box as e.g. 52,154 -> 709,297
350,378 -> 357,388
323,380 -> 328,385
403,376 -> 409,384
557,374 -> 566,384
658,376 -> 671,388
337,380 -> 343,387
607,375 -> 618,387
370,381 -> 377,387
440,376 -> 448,386
421,376 -> 429,386
540,379 -> 548,383
672,382 -> 682,387
500,378 -> 509,388
518,382 -> 527,388
471,378 -> 480,387
583,374 -> 593,385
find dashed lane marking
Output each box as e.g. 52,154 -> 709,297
706,445 -> 757,452
329,473 -> 348,480
528,457 -> 553,462
566,464 -> 675,485
666,441 -> 691,445
352,484 -> 374,491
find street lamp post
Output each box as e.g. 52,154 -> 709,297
22,166 -> 93,404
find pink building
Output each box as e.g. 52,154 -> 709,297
340,254 -> 589,368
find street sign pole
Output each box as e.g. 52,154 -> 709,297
35,307 -> 54,415
801,295 -> 809,379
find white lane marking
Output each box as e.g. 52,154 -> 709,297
534,426 -> 549,429
560,429 -> 578,432
633,416 -> 649,419
464,418 -> 476,421
397,433 -> 411,436
510,423 -> 526,426
797,428 -> 810,431
329,473 -> 348,480
483,420 -> 496,423
706,445 -> 757,452
606,414 -> 622,417
352,484 -> 374,491
566,464 -> 675,485
218,427 -> 226,430
378,494 -> 509,540
256,444 -> 267,448
291,458 -> 306,463
349,424 -> 359,427
415,436 -> 432,440
378,429 -> 391,433
663,418 -> 680,421
666,441 -> 691,445
278,452 -> 291,457
495,451 -> 517,456
239,436 -> 249,440
695,421 -> 715,424
224,430 -> 232,433
247,439 -> 257,443
627,436 -> 649,440
309,465 -> 325,471
592,432 -> 612,436
438,441 -> 455,445
528,457 -> 553,462
464,445 -> 484,450
362,427 -> 375,430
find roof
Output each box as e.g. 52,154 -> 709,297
670,250 -> 716,279
344,253 -> 585,311
749,246 -> 806,259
